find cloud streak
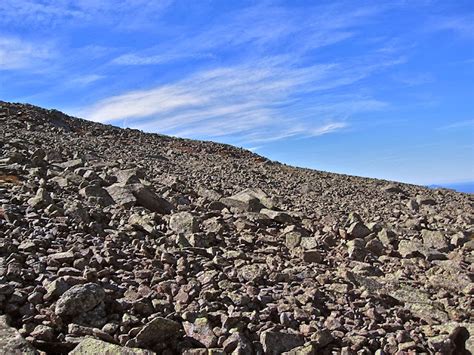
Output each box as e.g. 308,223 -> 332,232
0,36 -> 52,70
75,2 -> 404,144
80,55 -> 393,144
0,0 -> 173,29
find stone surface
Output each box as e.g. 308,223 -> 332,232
55,283 -> 105,317
70,337 -> 153,354
134,317 -> 181,347
0,316 -> 38,354
0,101 -> 472,354
260,331 -> 305,355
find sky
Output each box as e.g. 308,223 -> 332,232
1,0 -> 473,186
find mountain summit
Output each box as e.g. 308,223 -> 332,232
0,101 -> 472,354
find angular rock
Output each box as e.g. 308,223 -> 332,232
129,184 -> 173,214
0,315 -> 38,354
55,283 -> 105,317
260,330 -> 304,355
70,337 -> 153,354
183,317 -> 218,348
169,212 -> 199,234
347,221 -> 371,239
106,183 -> 137,208
134,317 -> 181,347
421,230 -> 449,251
221,188 -> 274,212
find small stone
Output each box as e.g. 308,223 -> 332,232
49,250 -> 75,264
183,317 -> 218,348
302,250 -> 323,263
169,212 -> 199,234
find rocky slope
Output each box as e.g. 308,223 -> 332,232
0,101 -> 472,354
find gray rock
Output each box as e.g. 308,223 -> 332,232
79,185 -> 114,206
0,315 -> 38,354
106,183 -> 137,208
55,283 -> 105,317
70,337 -> 153,354
221,188 -> 274,212
169,212 -> 199,234
183,317 -> 218,348
134,317 -> 181,347
347,221 -> 371,239
129,184 -> 173,214
260,330 -> 304,355
421,230 -> 449,251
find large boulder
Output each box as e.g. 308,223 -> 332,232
55,283 -> 105,317
70,337 -> 153,354
221,188 -> 274,212
133,317 -> 181,348
260,330 -> 304,355
347,222 -> 371,239
183,317 -> 218,348
129,184 -> 173,214
79,185 -> 114,206
0,315 -> 38,354
105,183 -> 137,208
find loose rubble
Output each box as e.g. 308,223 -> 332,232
0,101 -> 472,354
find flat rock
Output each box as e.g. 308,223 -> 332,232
170,211 -> 199,234
70,337 -> 153,354
260,330 -> 304,355
347,221 -> 371,239
134,317 -> 181,347
183,317 -> 218,348
0,315 -> 38,354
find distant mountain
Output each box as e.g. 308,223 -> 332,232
428,182 -> 474,194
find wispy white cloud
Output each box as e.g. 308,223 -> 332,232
110,2 -> 383,67
0,36 -> 52,70
428,15 -> 474,38
70,74 -> 105,86
438,119 -> 474,130
392,72 -> 435,86
79,53 -> 395,143
0,0 -> 173,29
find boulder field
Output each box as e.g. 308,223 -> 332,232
0,101 -> 472,354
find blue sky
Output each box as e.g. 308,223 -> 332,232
1,0 -> 473,185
